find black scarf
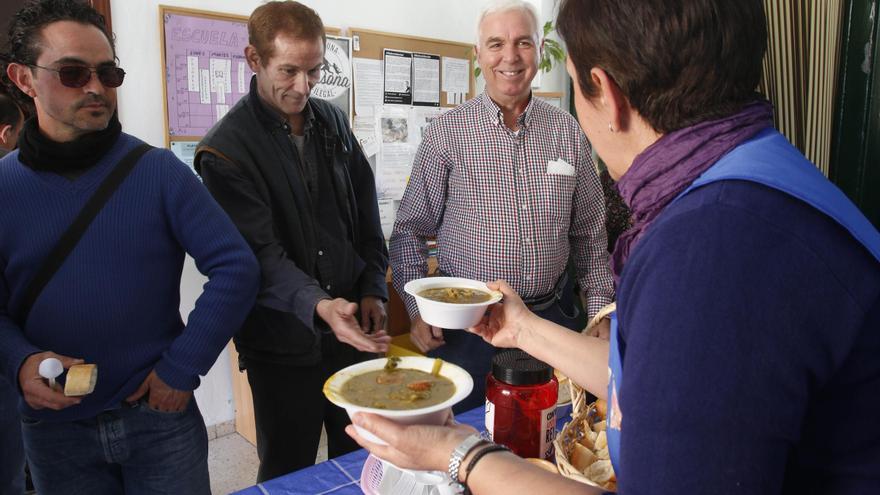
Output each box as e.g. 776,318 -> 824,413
17,112 -> 122,174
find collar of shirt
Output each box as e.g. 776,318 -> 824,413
477,91 -> 537,130
248,75 -> 317,134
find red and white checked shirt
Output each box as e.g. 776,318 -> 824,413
390,92 -> 614,320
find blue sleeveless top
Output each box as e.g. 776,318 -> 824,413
605,128 -> 880,472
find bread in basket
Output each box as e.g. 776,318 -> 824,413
553,303 -> 617,492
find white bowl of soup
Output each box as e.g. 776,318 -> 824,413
404,277 -> 503,329
323,356 -> 474,444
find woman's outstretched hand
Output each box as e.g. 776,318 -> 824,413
467,280 -> 537,349
345,410 -> 477,472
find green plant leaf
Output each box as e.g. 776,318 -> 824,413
546,44 -> 565,61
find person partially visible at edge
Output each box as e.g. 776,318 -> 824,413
389,0 -> 614,412
194,1 -> 390,482
0,92 -> 24,156
0,90 -> 25,495
598,168 -> 630,254
0,1 -> 260,493
347,0 -> 880,493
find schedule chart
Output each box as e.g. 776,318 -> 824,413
162,11 -> 253,138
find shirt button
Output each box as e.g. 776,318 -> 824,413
520,204 -> 528,210
524,237 -> 531,244
318,250 -> 324,256
326,285 -> 331,290
524,275 -> 532,281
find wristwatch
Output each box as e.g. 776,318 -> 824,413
448,434 -> 485,489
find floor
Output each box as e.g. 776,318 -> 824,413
208,429 -> 328,495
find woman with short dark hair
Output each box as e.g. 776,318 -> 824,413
346,1 -> 880,494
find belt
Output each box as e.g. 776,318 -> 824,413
522,272 -> 568,312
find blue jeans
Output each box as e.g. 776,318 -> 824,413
21,398 -> 210,495
429,279 -> 585,414
0,376 -> 25,495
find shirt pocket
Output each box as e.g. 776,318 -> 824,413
540,171 -> 577,225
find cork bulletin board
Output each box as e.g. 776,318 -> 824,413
347,28 -> 476,114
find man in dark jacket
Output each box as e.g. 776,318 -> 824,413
195,1 -> 390,481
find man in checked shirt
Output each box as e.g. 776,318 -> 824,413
390,0 -> 614,412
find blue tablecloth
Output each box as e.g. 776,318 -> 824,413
232,404 -> 573,495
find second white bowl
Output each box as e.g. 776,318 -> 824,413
403,277 -> 502,329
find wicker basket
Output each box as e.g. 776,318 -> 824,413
554,400 -> 604,487
569,303 -> 616,415
553,303 -> 617,489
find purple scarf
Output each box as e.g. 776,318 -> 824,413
611,100 -> 775,281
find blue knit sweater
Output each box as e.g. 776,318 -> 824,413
616,180 -> 880,493
0,133 -> 259,421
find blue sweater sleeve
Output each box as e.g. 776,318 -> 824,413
615,183 -> 876,493
0,263 -> 42,386
151,151 -> 259,391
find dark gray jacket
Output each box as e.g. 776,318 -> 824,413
196,78 -> 387,365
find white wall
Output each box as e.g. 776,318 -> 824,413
109,0 -> 567,426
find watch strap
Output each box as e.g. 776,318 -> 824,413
448,434 -> 486,488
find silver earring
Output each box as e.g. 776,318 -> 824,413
607,123 -> 615,133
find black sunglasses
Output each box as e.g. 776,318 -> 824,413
28,63 -> 126,88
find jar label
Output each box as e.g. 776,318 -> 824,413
486,399 -> 556,459
485,399 -> 495,440
540,405 -> 556,459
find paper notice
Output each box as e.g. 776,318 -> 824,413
224,59 -> 232,93
199,69 -> 211,104
383,49 -> 413,105
170,140 -> 198,173
209,58 -> 225,93
353,115 -> 380,158
238,62 -> 247,93
215,104 -> 229,120
412,53 -> 440,106
377,143 -> 414,200
187,56 -> 200,92
353,58 -> 383,116
442,57 -> 470,94
410,107 -> 446,148
377,199 -> 397,239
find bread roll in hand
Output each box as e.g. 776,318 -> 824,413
64,364 -> 97,397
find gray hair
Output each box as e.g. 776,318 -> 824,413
476,0 -> 541,45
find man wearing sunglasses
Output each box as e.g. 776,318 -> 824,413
0,1 -> 260,493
